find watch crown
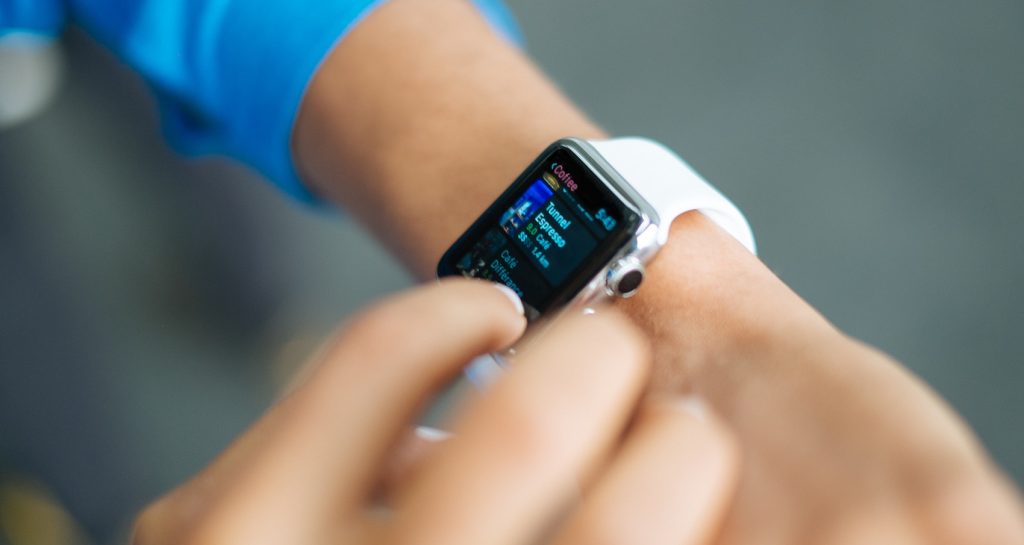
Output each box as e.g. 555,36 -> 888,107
606,257 -> 645,298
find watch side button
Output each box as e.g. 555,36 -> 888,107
606,257 -> 645,298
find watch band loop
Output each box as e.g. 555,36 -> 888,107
588,138 -> 757,254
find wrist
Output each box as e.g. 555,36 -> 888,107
290,0 -> 823,380
620,211 -> 839,386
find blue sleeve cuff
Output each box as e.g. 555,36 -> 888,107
0,0 -> 65,36
162,0 -> 524,203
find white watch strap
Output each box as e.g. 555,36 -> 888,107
588,138 -> 757,254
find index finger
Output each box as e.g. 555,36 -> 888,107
178,279 -> 527,535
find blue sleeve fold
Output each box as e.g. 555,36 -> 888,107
0,0 -> 523,201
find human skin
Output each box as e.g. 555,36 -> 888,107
289,0 -> 1024,542
131,281 -> 738,545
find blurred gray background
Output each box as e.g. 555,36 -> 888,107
0,0 -> 1021,543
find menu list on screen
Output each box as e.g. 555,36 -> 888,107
442,147 -> 637,318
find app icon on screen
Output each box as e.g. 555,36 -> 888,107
500,179 -> 554,235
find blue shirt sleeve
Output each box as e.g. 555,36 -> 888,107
0,0 -> 522,202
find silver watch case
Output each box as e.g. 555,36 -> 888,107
553,138 -> 664,311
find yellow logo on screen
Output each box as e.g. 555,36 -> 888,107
542,171 -> 560,191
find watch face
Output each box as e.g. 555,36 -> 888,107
438,143 -> 641,320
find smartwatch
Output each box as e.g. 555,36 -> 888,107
437,137 -> 756,380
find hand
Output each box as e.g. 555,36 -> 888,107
131,279 -> 738,545
622,214 -> 1024,544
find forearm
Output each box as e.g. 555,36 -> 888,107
292,0 -> 835,375
294,0 -> 601,277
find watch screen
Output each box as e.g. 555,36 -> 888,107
438,145 -> 640,320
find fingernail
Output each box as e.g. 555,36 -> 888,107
414,426 -> 453,442
493,283 -> 525,316
674,395 -> 709,422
